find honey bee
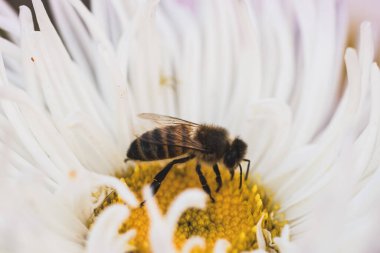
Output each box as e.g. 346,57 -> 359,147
126,113 -> 251,203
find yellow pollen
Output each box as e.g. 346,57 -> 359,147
91,161 -> 287,252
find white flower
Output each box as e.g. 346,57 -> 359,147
1,0 -> 380,252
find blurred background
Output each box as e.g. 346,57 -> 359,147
6,0 -> 89,10
5,0 -> 380,39
3,0 -> 379,60
4,0 -> 89,27
4,0 -> 380,28
4,0 -> 379,32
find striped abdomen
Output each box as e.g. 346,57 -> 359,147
127,126 -> 190,161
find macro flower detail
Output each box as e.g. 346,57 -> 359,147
1,0 -> 380,252
91,162 -> 287,252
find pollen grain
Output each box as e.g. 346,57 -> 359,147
90,161 -> 286,252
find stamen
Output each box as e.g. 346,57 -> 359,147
90,161 -> 287,252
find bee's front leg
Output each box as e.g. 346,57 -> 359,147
196,163 -> 215,203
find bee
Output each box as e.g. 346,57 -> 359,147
126,113 -> 251,203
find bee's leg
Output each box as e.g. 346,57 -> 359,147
212,164 -> 222,192
196,163 -> 215,203
243,159 -> 251,181
150,155 -> 194,195
238,164 -> 243,189
140,155 -> 195,207
229,168 -> 235,181
124,158 -> 130,163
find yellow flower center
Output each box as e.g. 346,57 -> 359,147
91,161 -> 286,252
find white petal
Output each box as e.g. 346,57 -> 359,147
181,236 -> 205,253
213,239 -> 230,253
256,216 -> 266,250
86,204 -> 132,253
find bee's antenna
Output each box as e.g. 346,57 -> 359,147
124,158 -> 130,164
238,164 -> 243,189
243,159 -> 251,181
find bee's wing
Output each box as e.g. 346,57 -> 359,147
138,113 -> 199,127
137,113 -> 207,151
139,125 -> 207,152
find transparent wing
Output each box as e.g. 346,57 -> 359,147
138,125 -> 207,152
138,113 -> 199,127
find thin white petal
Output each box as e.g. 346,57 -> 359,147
143,186 -> 175,253
213,239 -> 230,253
86,204 -> 131,253
181,236 -> 205,253
91,173 -> 138,208
256,216 -> 266,250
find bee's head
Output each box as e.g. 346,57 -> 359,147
223,138 -> 247,170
